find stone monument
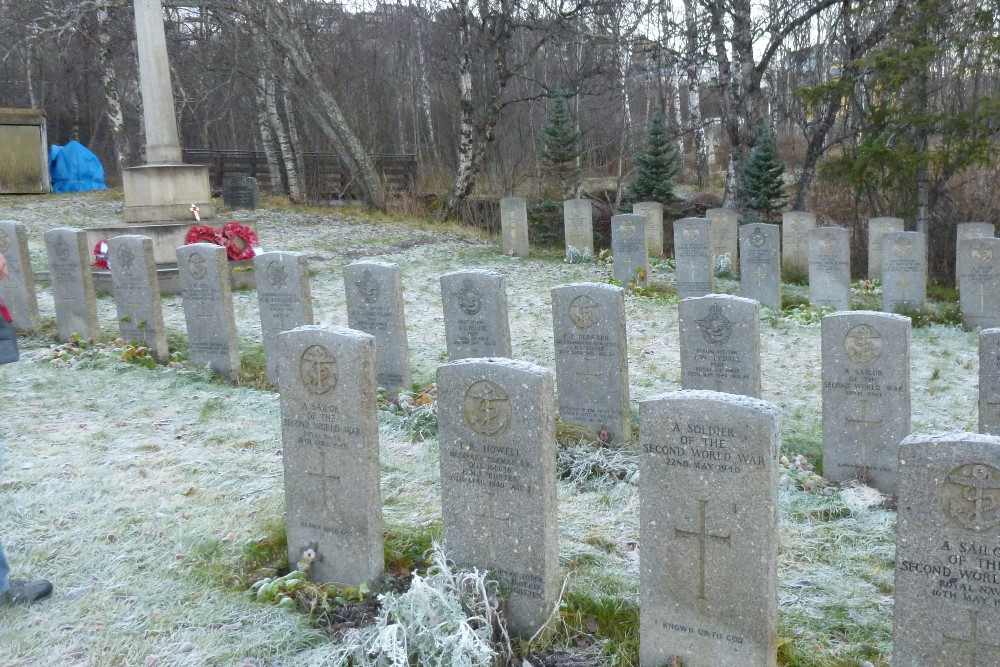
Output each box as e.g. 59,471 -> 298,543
821,311 -> 910,494
437,358 -> 559,638
277,325 -> 383,588
87,0 -> 213,265
44,227 -> 100,342
639,390 -> 779,667
867,217 -> 904,280
551,283 -> 630,443
633,201 -> 664,257
893,432 -> 1000,666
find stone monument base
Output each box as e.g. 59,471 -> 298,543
36,260 -> 256,297
123,163 -> 214,224
84,219 -> 257,268
85,221 -> 191,266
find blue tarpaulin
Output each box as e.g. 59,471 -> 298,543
49,140 -> 107,193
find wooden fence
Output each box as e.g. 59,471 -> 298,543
181,150 -> 417,199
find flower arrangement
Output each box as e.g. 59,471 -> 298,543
183,222 -> 260,261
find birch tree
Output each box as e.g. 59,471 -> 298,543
700,0 -> 840,206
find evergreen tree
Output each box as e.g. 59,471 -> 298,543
738,123 -> 787,221
627,111 -> 679,205
537,93 -> 582,196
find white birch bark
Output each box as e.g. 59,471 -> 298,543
684,0 -> 707,187
254,71 -> 284,195
280,62 -> 307,198
413,7 -> 438,162
247,0 -> 384,208
265,72 -> 302,202
91,57 -> 128,165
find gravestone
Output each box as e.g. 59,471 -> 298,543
43,227 -> 99,342
563,198 -> 593,255
0,220 -> 40,330
222,175 -> 260,210
881,232 -> 926,314
344,260 -> 411,395
706,208 -> 739,273
107,235 -> 169,363
551,283 -> 630,444
177,243 -> 241,381
679,295 -> 761,398
781,211 -> 815,272
611,214 -> 648,287
739,223 -> 781,310
277,325 -> 383,587
821,311 -> 910,494
808,227 -> 851,311
893,432 -> 1000,667
956,223 -> 994,290
440,269 -> 512,360
633,201 -> 664,257
437,358 -> 558,638
958,237 -> 1000,330
639,390 -> 779,667
979,329 -> 1000,436
255,251 -> 314,383
867,216 -> 904,280
500,196 -> 529,257
674,218 -> 714,299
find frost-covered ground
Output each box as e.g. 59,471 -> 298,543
0,191 -> 982,666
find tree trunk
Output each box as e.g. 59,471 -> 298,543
444,0 -> 481,219
684,0 -> 707,187
413,4 -> 438,164
441,0 -> 509,220
249,0 -> 384,208
265,71 -> 302,202
254,71 -> 284,195
280,61 -> 308,199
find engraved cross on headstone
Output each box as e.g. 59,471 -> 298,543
474,491 -> 513,560
575,366 -> 602,389
753,266 -> 766,288
846,399 -> 882,474
943,609 -> 1000,667
976,283 -> 988,315
306,449 -> 342,514
674,498 -> 731,600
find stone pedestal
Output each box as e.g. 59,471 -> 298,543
86,221 -> 190,266
123,163 -> 213,224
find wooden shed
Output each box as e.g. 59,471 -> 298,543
0,109 -> 50,194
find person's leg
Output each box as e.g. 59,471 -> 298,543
0,432 -> 51,606
0,434 -> 7,595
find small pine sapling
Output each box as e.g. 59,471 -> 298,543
627,111 -> 680,205
538,93 -> 582,197
739,123 -> 788,221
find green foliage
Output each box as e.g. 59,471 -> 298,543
818,0 -> 1000,221
892,301 -> 963,327
564,245 -> 595,264
250,569 -> 370,616
538,93 -> 582,197
627,111 -> 679,205
36,336 -> 161,370
714,252 -> 737,279
738,123 -> 787,221
782,263 -> 809,286
236,343 -> 274,390
384,524 -> 443,576
379,382 -> 439,441
527,198 -> 565,247
328,543 -> 510,666
534,591 -> 639,665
